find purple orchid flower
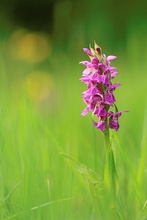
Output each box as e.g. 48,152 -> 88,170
80,41 -> 127,132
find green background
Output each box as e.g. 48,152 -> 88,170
0,0 -> 147,219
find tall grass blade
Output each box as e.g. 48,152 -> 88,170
2,198 -> 73,220
0,182 -> 21,207
137,109 -> 147,189
113,133 -> 143,203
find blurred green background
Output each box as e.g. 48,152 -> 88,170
0,0 -> 147,219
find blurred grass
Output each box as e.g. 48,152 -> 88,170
0,26 -> 147,219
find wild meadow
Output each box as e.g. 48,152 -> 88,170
0,26 -> 147,220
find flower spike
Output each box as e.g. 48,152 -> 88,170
80,42 -> 128,132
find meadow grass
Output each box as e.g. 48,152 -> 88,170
0,35 -> 147,219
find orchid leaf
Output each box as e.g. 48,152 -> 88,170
61,153 -> 105,217
104,147 -> 118,197
60,153 -> 101,185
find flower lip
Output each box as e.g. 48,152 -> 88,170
108,83 -> 121,92
93,120 -> 106,131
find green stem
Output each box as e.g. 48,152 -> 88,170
104,128 -> 110,151
104,118 -> 110,151
103,125 -> 118,198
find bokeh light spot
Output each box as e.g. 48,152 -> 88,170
8,29 -> 52,63
26,71 -> 54,102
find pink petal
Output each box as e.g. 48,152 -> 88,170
82,68 -> 91,76
83,48 -> 93,56
81,106 -> 90,116
111,72 -> 118,78
107,55 -> 117,61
